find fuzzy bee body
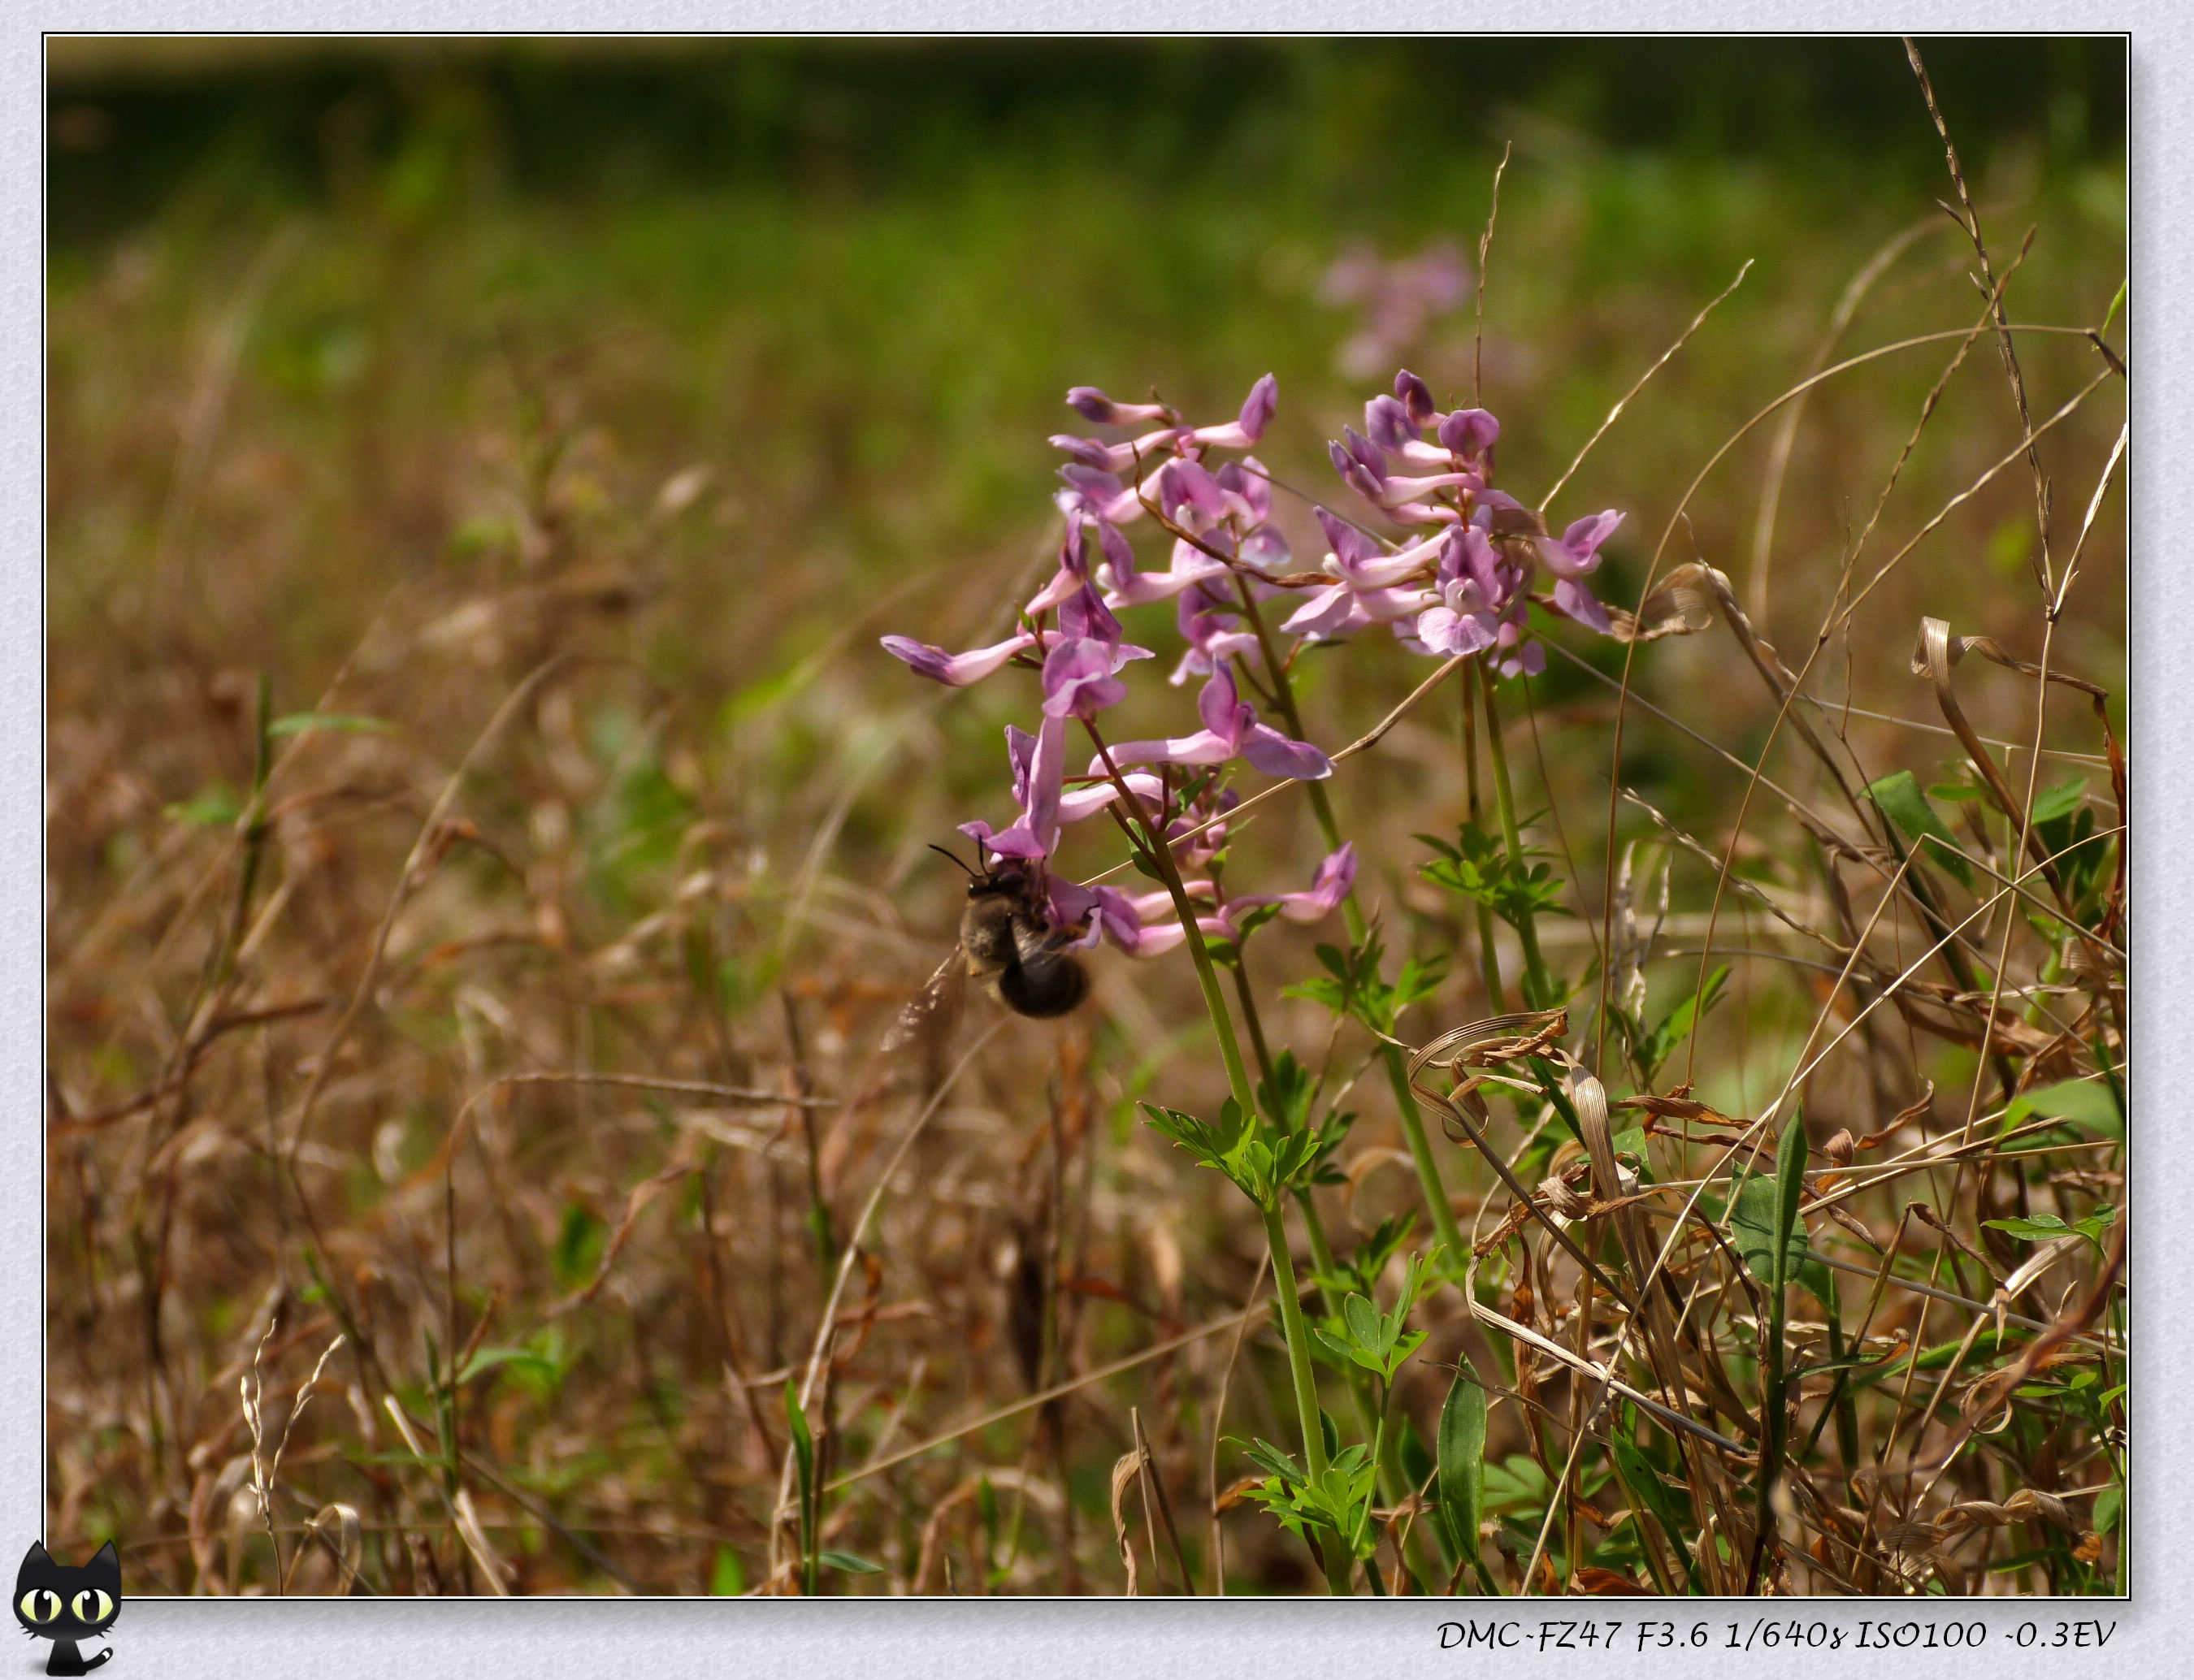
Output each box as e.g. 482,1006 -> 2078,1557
959,865 -> 1090,1019
884,857 -> 1088,1063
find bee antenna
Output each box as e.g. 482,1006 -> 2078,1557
928,843 -> 977,879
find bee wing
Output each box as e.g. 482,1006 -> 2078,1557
880,945 -> 967,1059
1012,907 -> 1083,968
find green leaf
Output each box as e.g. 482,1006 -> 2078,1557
1611,1436 -> 1702,1594
1342,1292 -> 1382,1353
1984,1213 -> 2074,1241
2001,1079 -> 2122,1140
1395,955 -> 1448,1010
783,1383 -> 814,1486
818,1549 -> 884,1574
164,782 -> 242,828
1419,821 -> 1572,929
454,1346 -> 558,1388
1984,1206 -> 2116,1249
1435,1370 -> 1487,1564
2030,777 -> 2088,827
1632,966 -> 1728,1085
1483,1453 -> 1548,1513
1772,1112 -> 1808,1291
268,712 -> 397,738
1719,1166 -> 1807,1291
1868,770 -> 1973,887
709,1546 -> 747,1596
1255,1050 -> 1316,1133
1229,1435 -> 1303,1487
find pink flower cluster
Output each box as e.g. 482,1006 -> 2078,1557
1311,370 -> 1625,678
880,366 -> 1624,956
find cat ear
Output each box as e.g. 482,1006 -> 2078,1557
19,1539 -> 49,1570
88,1542 -> 119,1580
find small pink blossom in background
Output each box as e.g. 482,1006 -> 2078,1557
1320,241 -> 1470,379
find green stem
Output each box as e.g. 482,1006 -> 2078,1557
1230,954 -> 1450,1585
1461,673 -> 1507,1011
1478,663 -> 1554,1011
1351,1402 -> 1390,1575
1750,1279 -> 1788,1595
1229,581 -> 1468,1264
1088,719 -> 1340,1588
1085,725 -> 1256,1120
1229,959 -> 1277,1095
1260,1201 -> 1351,1594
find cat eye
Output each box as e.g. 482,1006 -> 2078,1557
71,1591 -> 113,1622
16,1588 -> 59,1623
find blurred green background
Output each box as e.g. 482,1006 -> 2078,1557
47,31 -> 2128,988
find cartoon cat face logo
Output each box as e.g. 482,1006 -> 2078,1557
14,1541 -> 119,1676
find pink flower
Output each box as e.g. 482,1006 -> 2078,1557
1094,663 -> 1333,782
1211,843 -> 1358,937
1097,530 -> 1232,608
1169,582 -> 1264,686
961,718 -> 1163,862
1041,585 -> 1152,720
880,630 -> 1038,686
1066,387 -> 1170,425
1190,373 -> 1278,450
1533,511 -> 1624,635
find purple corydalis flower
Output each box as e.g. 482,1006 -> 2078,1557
1535,510 -> 1624,634
1316,507 -> 1443,589
1043,639 -> 1128,718
1395,370 -> 1439,427
1212,843 -> 1358,937
1041,583 -> 1151,719
1098,529 -> 1232,608
1056,465 -> 1147,526
1156,457 -> 1231,529
1329,428 -> 1473,521
1416,526 -> 1520,648
1050,429 -> 1187,474
1066,387 -> 1169,425
1437,407 -> 1500,465
961,715 -> 1066,859
1024,518 -> 1095,613
962,719 -> 1163,860
1050,876 -> 1221,959
1095,662 -> 1333,782
1213,457 -> 1273,526
1281,518 -> 1440,639
1171,583 -> 1264,685
1164,782 -> 1239,872
881,629 -> 1038,686
1190,373 -> 1278,450
1364,392 -> 1454,473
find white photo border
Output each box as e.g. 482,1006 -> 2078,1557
17,9 -> 2173,1676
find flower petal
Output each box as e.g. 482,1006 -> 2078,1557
1066,387 -> 1168,424
1241,720 -> 1333,781
880,631 -> 1034,686
1552,576 -> 1613,634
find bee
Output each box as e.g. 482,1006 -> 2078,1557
955,855 -> 1090,1020
885,848 -> 1090,1060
